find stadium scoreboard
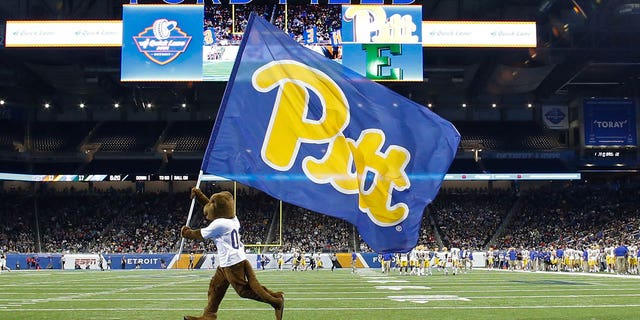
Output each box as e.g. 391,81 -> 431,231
107,174 -> 194,181
0,172 -> 580,182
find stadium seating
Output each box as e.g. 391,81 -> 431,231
162,121 -> 212,153
87,121 -> 165,153
0,120 -> 25,152
31,122 -> 96,153
455,121 -> 565,151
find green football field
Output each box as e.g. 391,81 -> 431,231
1,268 -> 640,320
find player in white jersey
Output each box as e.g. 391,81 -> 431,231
450,247 -> 461,275
409,249 -> 420,276
399,252 -> 409,275
628,245 -> 638,275
573,249 -> 583,272
291,250 -> 300,271
0,252 -> 9,273
435,248 -> 446,273
273,251 -> 284,270
564,248 -> 575,272
588,246 -> 600,273
604,246 -> 615,273
440,247 -> 453,275
418,248 -> 430,276
487,248 -> 495,270
520,249 -> 530,271
181,188 -> 284,320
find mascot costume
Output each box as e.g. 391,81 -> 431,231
181,188 -> 285,320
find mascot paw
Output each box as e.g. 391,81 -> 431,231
181,226 -> 191,238
183,314 -> 216,320
274,294 -> 284,320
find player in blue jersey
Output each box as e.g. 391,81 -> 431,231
351,251 -> 358,273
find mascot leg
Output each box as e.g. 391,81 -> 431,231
225,260 -> 285,320
184,267 -> 229,320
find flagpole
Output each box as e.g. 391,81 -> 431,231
177,169 -> 203,257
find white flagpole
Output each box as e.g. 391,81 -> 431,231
177,169 -> 203,257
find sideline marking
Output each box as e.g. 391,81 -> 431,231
3,304 -> 640,311
375,285 -> 431,291
367,279 -> 408,283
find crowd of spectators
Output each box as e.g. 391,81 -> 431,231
494,181 -> 640,250
280,204 -> 353,254
0,192 -> 36,253
0,185 -> 354,255
430,188 -> 517,250
204,4 -> 239,45
1,180 -> 639,257
203,4 -> 341,45
285,5 -> 341,44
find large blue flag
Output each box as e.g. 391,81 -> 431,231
202,13 -> 460,253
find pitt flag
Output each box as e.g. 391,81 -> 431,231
202,14 -> 460,253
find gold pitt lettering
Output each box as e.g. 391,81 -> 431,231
252,60 -> 411,226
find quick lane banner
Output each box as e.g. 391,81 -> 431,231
584,99 -> 637,147
422,21 -> 536,48
341,5 -> 423,81
201,13 -> 459,253
5,21 -> 122,47
121,5 -> 203,81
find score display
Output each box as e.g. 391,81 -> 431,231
0,172 -> 580,182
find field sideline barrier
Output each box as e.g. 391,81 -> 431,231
5,252 -> 487,270
5,253 -> 175,270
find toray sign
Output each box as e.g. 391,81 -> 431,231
130,0 -> 415,4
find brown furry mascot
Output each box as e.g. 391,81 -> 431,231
181,188 -> 285,320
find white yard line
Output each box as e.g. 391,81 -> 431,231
2,293 -> 640,302
3,304 -> 640,312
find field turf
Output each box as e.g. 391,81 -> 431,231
1,268 -> 640,320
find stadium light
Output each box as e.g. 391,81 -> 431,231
114,103 -> 120,108
527,103 -> 533,108
491,103 -> 497,108
461,103 -> 467,108
427,103 -> 433,108
44,103 -> 50,109
0,99 -> 5,105
181,103 -> 187,108
79,103 -> 85,109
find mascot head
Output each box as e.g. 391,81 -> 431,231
203,191 -> 235,221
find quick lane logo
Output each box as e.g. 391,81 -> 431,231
252,60 -> 412,227
133,19 -> 192,65
544,107 -> 566,124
